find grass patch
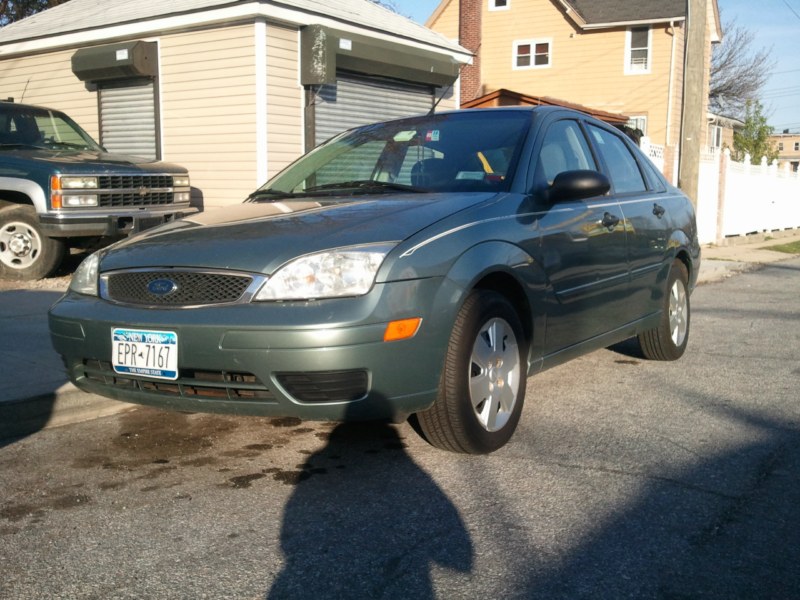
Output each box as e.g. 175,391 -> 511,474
768,240 -> 800,254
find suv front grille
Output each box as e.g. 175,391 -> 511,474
96,174 -> 181,208
103,270 -> 258,307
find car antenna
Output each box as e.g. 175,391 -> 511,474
20,78 -> 31,103
428,80 -> 454,116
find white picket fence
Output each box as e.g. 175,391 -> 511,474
696,149 -> 800,245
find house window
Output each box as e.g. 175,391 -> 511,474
514,39 -> 551,69
489,0 -> 509,10
626,27 -> 651,74
795,142 -> 800,151
627,116 -> 648,136
709,125 -> 723,149
779,142 -> 784,151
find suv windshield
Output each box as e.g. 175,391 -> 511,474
0,104 -> 102,151
253,111 -> 532,199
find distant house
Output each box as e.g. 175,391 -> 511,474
428,0 -> 722,182
707,112 -> 743,154
771,132 -> 800,172
0,0 -> 470,207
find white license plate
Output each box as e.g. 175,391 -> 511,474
112,328 -> 178,380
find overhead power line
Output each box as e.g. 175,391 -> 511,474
778,0 -> 800,21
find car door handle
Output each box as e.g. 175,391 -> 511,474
653,203 -> 666,218
601,212 -> 620,229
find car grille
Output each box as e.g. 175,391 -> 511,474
103,270 -> 256,306
80,360 -> 275,402
97,175 -> 180,208
276,370 -> 369,403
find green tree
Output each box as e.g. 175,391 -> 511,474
0,0 -> 68,26
732,100 -> 779,165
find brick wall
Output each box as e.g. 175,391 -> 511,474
459,0 -> 482,101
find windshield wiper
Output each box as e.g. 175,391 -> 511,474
246,189 -> 300,202
0,142 -> 46,149
47,141 -> 93,150
303,180 -> 424,194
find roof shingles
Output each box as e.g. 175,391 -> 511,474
565,0 -> 686,25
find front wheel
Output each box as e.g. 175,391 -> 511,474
638,260 -> 690,361
0,205 -> 66,280
416,290 -> 527,454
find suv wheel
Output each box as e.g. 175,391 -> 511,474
0,205 -> 65,280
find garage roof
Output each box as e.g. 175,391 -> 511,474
0,0 -> 468,59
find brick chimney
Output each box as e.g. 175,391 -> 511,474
459,0 -> 482,102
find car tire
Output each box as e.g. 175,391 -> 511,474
416,290 -> 527,454
0,205 -> 66,281
638,259 -> 690,361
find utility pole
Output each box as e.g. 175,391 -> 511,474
679,0 -> 708,208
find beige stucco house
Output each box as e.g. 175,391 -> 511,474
771,133 -> 800,172
0,0 -> 470,207
428,0 -> 721,182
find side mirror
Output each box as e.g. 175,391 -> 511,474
549,170 -> 610,202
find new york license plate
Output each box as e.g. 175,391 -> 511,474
112,328 -> 178,380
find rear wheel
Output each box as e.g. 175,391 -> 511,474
0,205 -> 65,280
638,260 -> 690,361
416,290 -> 527,454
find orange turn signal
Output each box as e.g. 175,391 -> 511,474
383,318 -> 422,342
50,175 -> 62,209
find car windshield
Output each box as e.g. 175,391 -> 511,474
252,111 -> 532,199
0,105 -> 102,151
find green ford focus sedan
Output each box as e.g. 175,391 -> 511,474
49,107 -> 700,453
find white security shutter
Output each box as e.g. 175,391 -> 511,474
314,73 -> 433,146
99,80 -> 157,159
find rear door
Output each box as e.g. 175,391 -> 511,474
585,124 -> 670,316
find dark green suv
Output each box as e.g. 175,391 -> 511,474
0,100 -> 196,280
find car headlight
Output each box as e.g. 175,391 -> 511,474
60,176 -> 98,189
255,244 -> 395,301
69,252 -> 100,296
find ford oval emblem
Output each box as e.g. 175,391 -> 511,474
148,278 -> 178,296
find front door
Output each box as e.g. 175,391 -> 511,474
531,119 -> 630,354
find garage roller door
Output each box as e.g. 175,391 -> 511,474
99,80 -> 157,160
314,73 -> 434,146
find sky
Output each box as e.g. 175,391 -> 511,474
400,0 -> 800,133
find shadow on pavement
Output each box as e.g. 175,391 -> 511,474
523,397 -> 800,598
0,289 -> 66,447
267,398 -> 473,598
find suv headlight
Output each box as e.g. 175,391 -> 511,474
69,252 -> 100,296
255,244 -> 395,301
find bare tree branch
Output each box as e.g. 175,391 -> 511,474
710,18 -> 775,119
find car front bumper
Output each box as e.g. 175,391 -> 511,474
49,277 -> 452,422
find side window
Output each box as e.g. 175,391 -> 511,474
535,120 -> 596,188
588,125 -> 647,194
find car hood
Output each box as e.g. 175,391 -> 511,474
0,147 -> 186,173
99,193 -> 496,274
